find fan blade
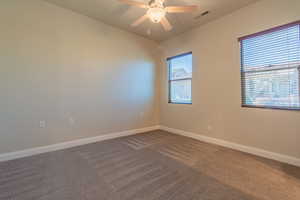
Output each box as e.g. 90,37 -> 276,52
131,15 -> 148,27
165,6 -> 198,13
118,0 -> 148,8
160,17 -> 172,31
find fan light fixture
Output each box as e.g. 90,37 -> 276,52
147,7 -> 166,23
118,0 -> 198,32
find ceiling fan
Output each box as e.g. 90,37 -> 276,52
118,0 -> 198,31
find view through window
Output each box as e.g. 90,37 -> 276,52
168,52 -> 192,104
240,22 -> 300,110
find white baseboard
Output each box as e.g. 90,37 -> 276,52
2,125 -> 299,167
0,125 -> 160,162
159,125 -> 300,167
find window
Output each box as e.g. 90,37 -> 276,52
167,52 -> 192,104
239,21 -> 300,110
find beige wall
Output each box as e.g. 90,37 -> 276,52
160,0 -> 300,158
1,0 -> 300,160
0,0 -> 160,154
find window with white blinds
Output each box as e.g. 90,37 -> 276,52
239,22 -> 300,110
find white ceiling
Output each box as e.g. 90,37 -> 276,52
44,0 -> 259,41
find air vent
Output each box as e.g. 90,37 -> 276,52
194,10 -> 210,20
201,11 -> 210,16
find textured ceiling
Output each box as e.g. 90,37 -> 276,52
44,0 -> 259,41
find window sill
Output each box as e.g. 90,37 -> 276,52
242,104 -> 300,111
168,102 -> 192,105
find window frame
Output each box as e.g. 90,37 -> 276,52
167,52 -> 193,105
239,21 -> 300,111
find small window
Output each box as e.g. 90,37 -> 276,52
239,22 -> 300,110
167,52 -> 192,104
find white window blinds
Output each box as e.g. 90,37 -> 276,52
240,22 -> 300,110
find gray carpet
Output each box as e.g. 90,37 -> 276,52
0,130 -> 300,200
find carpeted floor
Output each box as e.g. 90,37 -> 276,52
0,130 -> 300,200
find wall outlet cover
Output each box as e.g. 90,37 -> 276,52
39,121 -> 46,128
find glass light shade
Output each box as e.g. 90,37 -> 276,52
147,7 -> 166,23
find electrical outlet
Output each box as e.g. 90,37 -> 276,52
69,117 -> 75,125
140,112 -> 144,118
207,125 -> 212,132
40,121 -> 46,128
